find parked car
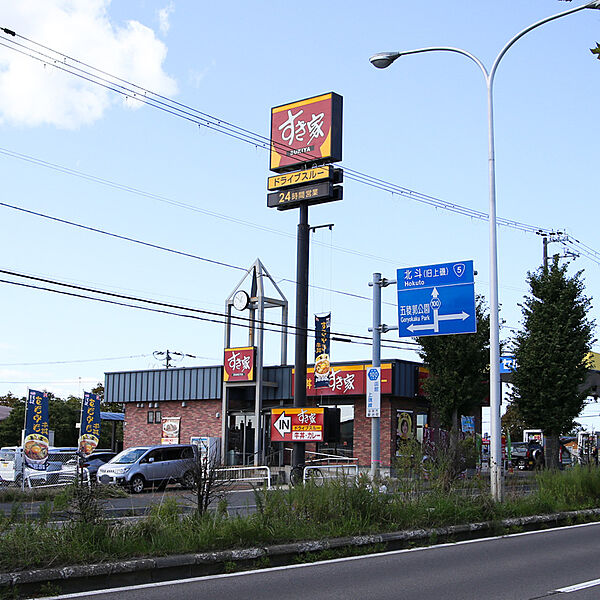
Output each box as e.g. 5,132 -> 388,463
96,444 -> 197,493
509,441 -> 544,470
78,451 -> 117,481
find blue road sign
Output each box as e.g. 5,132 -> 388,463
500,355 -> 517,374
397,260 -> 476,338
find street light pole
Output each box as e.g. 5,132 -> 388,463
370,1 -> 599,501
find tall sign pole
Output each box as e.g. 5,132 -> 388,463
292,202 -> 310,468
267,92 -> 343,471
370,273 -> 381,479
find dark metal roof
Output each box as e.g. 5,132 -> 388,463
105,366 -> 222,404
105,358 -> 422,404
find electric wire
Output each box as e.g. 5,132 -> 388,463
0,269 -> 420,350
0,354 -> 151,367
0,200 -> 393,305
0,145 -> 403,266
2,28 -> 596,259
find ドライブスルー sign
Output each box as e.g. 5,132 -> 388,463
270,92 -> 342,173
271,408 -> 325,442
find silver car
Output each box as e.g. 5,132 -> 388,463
96,444 -> 196,493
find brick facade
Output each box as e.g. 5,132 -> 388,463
354,398 -> 395,468
123,400 -> 222,448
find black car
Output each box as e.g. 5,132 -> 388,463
81,452 -> 118,481
509,441 -> 544,470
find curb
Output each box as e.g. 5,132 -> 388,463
2,508 -> 600,594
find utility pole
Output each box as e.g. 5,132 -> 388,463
153,350 -> 196,369
368,273 -> 397,480
536,230 -> 578,269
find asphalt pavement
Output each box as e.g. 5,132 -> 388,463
36,521 -> 600,600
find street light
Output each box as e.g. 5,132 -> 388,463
370,1 -> 599,501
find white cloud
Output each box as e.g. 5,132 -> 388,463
0,0 -> 177,129
158,2 -> 175,36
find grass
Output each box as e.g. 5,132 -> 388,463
0,468 -> 599,572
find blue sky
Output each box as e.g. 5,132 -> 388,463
0,1 -> 598,434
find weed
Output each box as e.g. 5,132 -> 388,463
39,582 -> 62,596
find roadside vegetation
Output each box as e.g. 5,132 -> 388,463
1,466 -> 600,572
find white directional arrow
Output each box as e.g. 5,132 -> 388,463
438,311 -> 470,322
273,411 -> 291,437
406,287 -> 471,334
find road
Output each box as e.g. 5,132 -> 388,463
40,521 -> 600,600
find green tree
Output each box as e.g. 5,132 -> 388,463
50,396 -> 82,447
0,396 -> 25,447
417,297 -> 490,483
418,296 -> 490,430
501,402 -> 529,441
511,257 -> 595,469
0,394 -> 81,448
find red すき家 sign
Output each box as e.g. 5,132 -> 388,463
224,347 -> 255,382
270,92 -> 342,173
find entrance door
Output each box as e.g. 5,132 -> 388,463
227,413 -> 256,466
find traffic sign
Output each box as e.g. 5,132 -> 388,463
366,367 -> 381,418
397,260 -> 476,338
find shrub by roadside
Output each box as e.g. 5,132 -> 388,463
0,467 -> 600,572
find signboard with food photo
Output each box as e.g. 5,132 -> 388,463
161,416 -> 181,445
314,313 -> 331,389
78,391 -> 101,457
24,389 -> 50,470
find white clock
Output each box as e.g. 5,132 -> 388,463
233,290 -> 250,311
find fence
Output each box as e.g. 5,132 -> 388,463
303,463 -> 359,485
0,448 -> 82,490
216,465 -> 272,489
297,450 -> 359,485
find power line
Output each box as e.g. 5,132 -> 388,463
0,269 -> 420,350
0,199 -> 393,306
0,354 -> 151,367
2,29 -> 595,252
0,146 -> 402,267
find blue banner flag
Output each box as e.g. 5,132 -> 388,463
24,389 -> 49,470
314,313 -> 331,388
79,392 -> 101,457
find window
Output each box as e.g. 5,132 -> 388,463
142,449 -> 163,463
155,410 -> 162,423
147,411 -> 154,424
181,446 -> 194,459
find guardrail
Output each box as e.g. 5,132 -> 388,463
303,463 -> 359,485
216,465 -> 271,489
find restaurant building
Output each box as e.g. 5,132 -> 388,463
104,358 -> 483,469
